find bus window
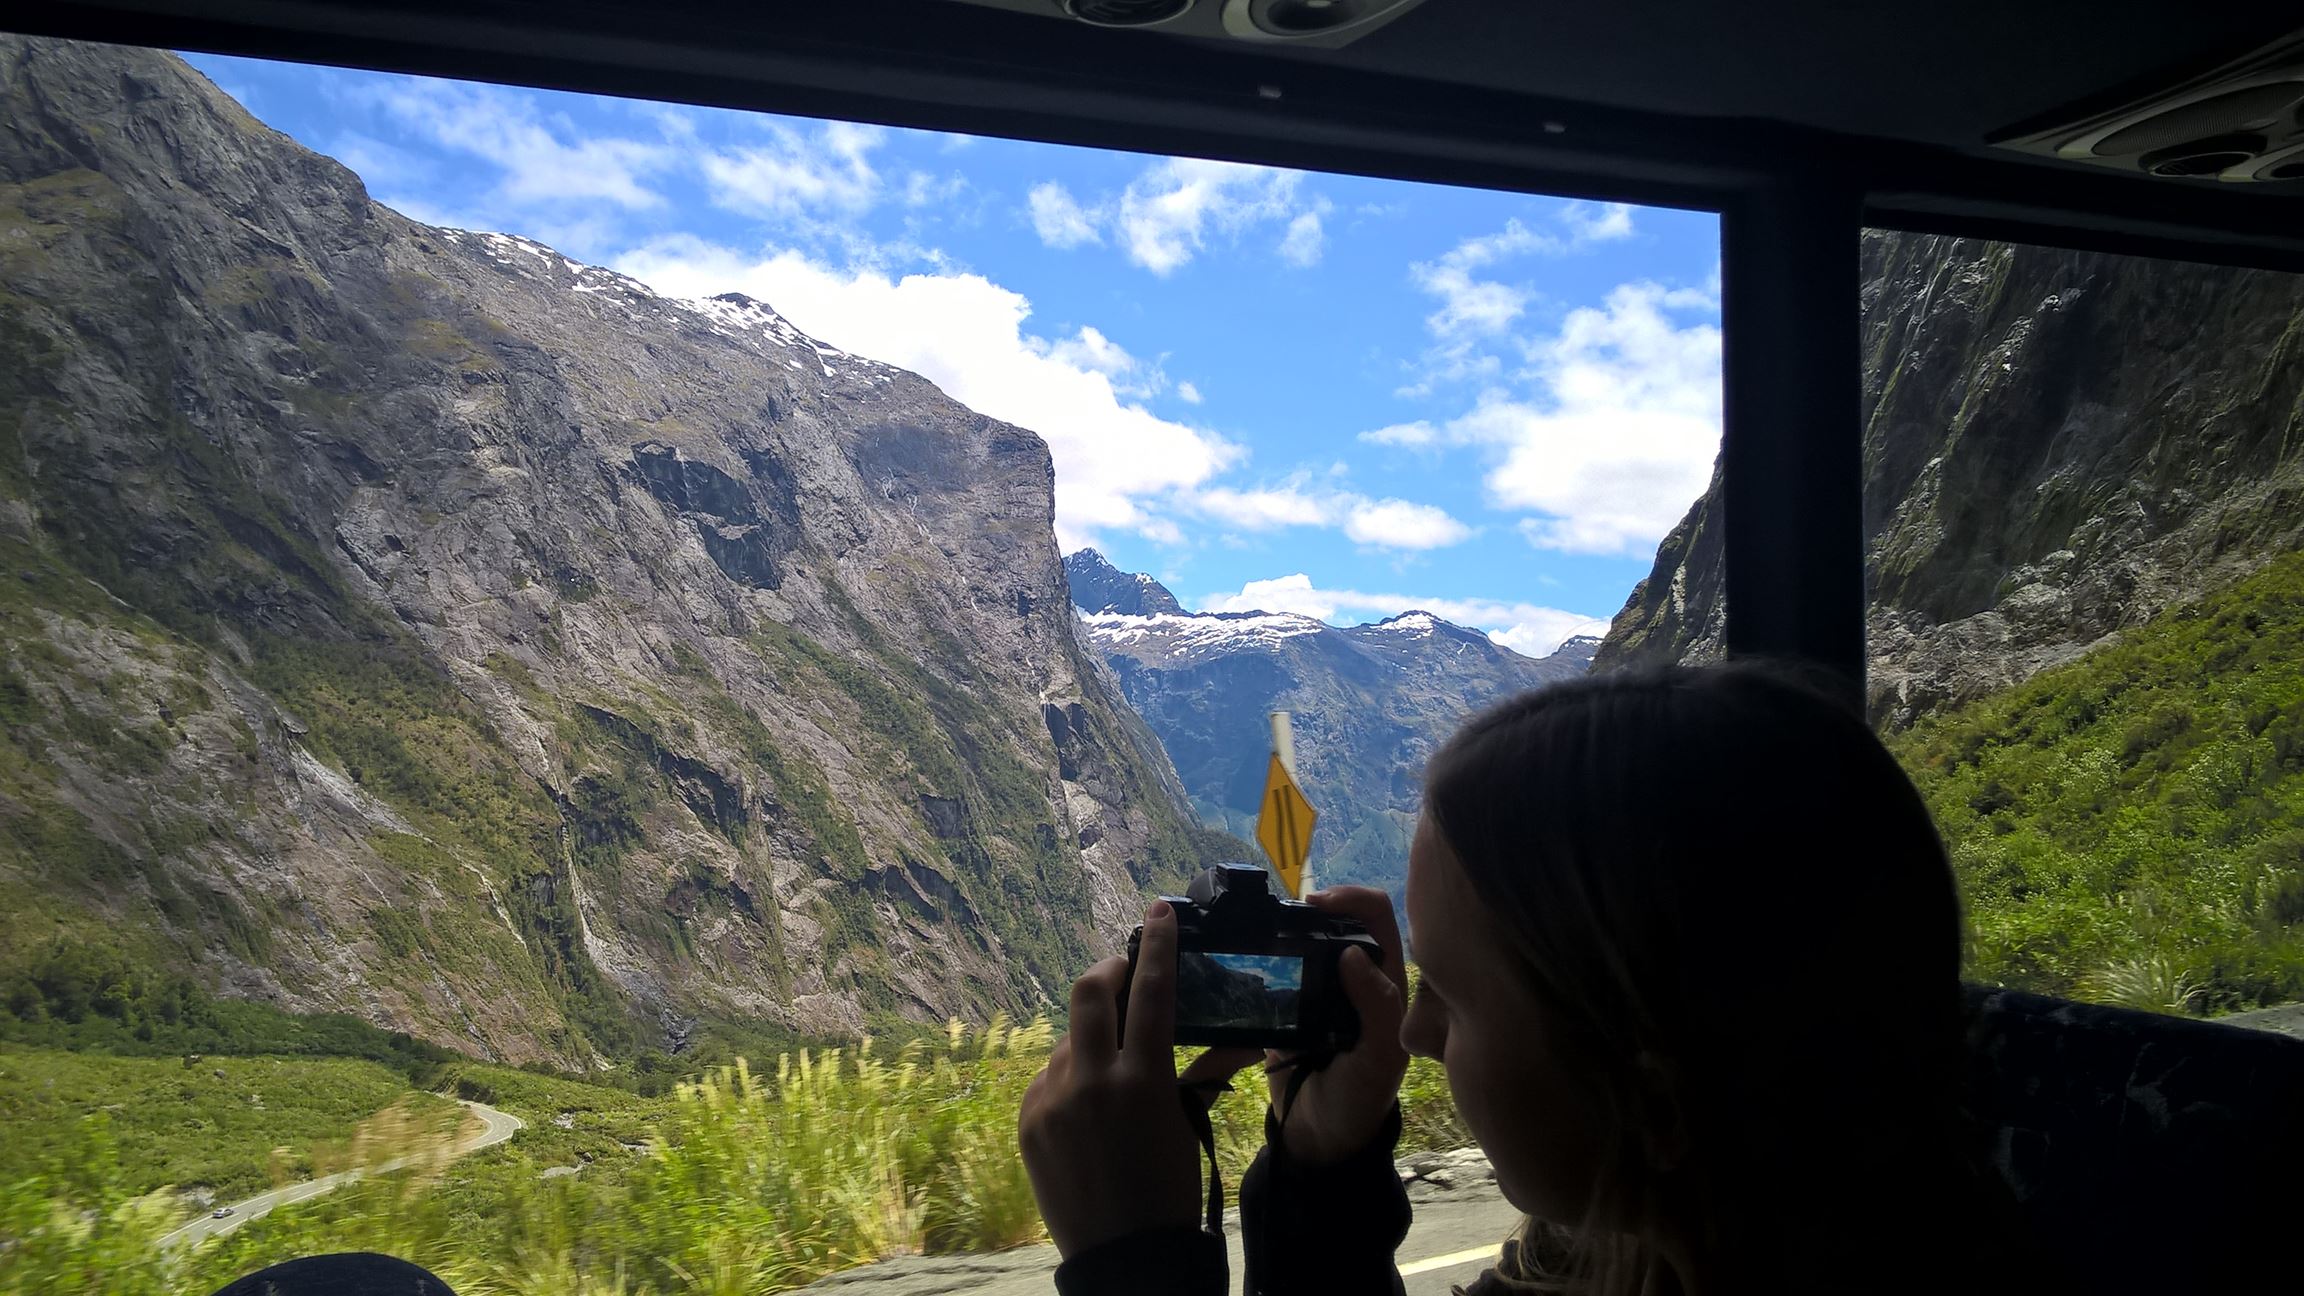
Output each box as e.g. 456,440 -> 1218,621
1858,230 -> 2304,1024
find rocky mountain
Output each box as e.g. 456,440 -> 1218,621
0,36 -> 1235,1066
1067,552 -> 1595,902
1064,548 -> 1184,617
1597,230 -> 2304,728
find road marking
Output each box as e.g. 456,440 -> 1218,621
1398,1245 -> 1499,1277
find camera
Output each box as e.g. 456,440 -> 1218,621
1122,862 -> 1381,1051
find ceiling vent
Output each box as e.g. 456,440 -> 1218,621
1992,32 -> 2304,185
951,0 -> 1432,49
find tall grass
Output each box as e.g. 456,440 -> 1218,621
3,1014 -> 1470,1296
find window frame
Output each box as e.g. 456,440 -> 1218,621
14,2 -> 2304,693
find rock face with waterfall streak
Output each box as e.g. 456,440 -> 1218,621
0,36 -> 1235,1065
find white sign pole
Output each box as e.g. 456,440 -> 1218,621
1268,711 -> 1307,895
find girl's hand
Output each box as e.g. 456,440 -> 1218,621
1018,902 -> 1204,1257
1182,886 -> 1411,1166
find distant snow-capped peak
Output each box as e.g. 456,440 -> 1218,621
429,229 -> 895,383
1077,609 -> 1328,654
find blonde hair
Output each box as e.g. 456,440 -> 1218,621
1424,664 -> 2025,1296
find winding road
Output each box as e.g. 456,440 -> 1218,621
159,1099 -> 524,1249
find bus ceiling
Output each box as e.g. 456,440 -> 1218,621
10,0 -> 2304,684
13,1 -> 2304,263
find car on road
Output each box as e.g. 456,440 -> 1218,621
211,1207 -> 234,1219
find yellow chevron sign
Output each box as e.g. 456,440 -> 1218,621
1255,752 -> 1317,899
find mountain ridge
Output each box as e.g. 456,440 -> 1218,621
1598,230 -> 2304,727
0,36 -> 1229,1065
1062,549 -> 1186,617
1066,556 -> 1592,904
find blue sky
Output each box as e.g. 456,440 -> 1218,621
185,53 -> 1721,657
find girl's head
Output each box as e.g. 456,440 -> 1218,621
1400,663 -> 1990,1292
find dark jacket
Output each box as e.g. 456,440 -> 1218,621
1053,1102 -> 1419,1296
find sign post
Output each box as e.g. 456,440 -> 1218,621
1258,712 -> 1316,898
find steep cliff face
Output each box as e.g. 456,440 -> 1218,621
1597,231 -> 2304,726
0,37 -> 1224,1065
1587,459 -> 1724,674
1067,555 -> 1592,900
1064,549 -> 1184,617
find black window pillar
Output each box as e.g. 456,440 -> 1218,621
1719,181 -> 1866,695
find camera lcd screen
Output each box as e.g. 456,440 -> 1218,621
1176,951 -> 1304,1030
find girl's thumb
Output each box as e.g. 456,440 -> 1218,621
1340,945 -> 1399,1017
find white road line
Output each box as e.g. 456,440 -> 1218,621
1398,1245 -> 1499,1277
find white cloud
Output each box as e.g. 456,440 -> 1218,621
1191,485 -> 1336,531
1409,205 -> 1634,341
1025,157 -> 1326,275
368,77 -> 672,209
1027,181 -> 1101,248
614,236 -> 1237,549
701,120 -> 885,219
902,170 -> 968,208
1279,211 -> 1325,267
1176,381 -> 1203,405
1038,325 -> 1167,400
629,101 -> 702,142
1383,195 -> 1714,559
1120,158 -> 1306,274
1413,265 -> 1531,341
1041,325 -> 1133,378
1560,200 -> 1635,243
1181,478 -> 1473,551
1139,518 -> 1186,546
1388,280 -> 1720,557
1358,420 -> 1437,447
1400,202 -> 1648,394
1343,499 -> 1472,549
1482,280 -> 1719,554
1199,574 -> 1607,657
1205,573 -> 1343,618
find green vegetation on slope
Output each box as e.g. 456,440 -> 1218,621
251,633 -> 619,1060
3,1016 -> 1469,1296
0,941 -> 456,1078
1894,550 -> 2304,1013
0,1046 -> 448,1205
752,600 -> 1096,1013
0,487 -> 616,1064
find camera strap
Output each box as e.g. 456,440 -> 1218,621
1178,1079 -> 1228,1236
1177,1050 -> 1338,1237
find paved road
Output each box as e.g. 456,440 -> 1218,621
160,1099 -> 525,1249
2219,1002 -> 2304,1040
805,1182 -> 1522,1296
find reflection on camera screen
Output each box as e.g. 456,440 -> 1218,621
1177,951 -> 1304,1029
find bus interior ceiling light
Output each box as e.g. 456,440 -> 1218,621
964,0 -> 1432,47
1994,29 -> 2304,185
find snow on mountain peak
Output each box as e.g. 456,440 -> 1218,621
1367,611 -> 1441,638
684,291 -> 815,351
1079,610 -> 1327,655
429,230 -> 896,382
